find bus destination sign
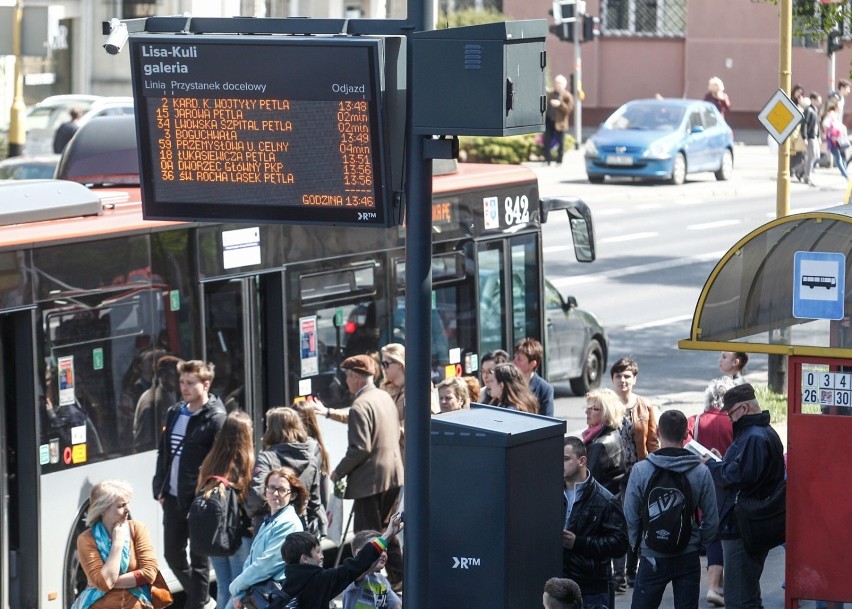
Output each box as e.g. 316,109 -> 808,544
129,35 -> 399,226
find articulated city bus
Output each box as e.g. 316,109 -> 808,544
0,115 -> 604,608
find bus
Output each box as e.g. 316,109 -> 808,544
0,115 -> 604,608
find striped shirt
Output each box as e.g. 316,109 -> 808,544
168,405 -> 191,497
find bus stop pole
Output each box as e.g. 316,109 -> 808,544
404,0 -> 433,605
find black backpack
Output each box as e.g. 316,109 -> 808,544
639,464 -> 696,554
188,475 -> 241,556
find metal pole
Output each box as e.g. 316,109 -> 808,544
769,0 -> 792,396
777,0 -> 791,220
829,51 -> 836,97
404,0 -> 433,606
573,15 -> 582,148
8,0 -> 26,157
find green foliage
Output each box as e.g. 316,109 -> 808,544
437,8 -> 508,29
459,132 -> 576,164
766,0 -> 852,38
755,384 -> 788,423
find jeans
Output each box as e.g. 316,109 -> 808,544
631,551 -> 700,609
722,538 -> 769,609
583,591 -> 611,609
543,119 -> 565,164
706,539 -> 723,567
210,536 -> 251,609
829,145 -> 849,178
162,494 -> 211,609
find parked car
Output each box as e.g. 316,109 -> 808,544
584,98 -> 734,185
0,154 -> 61,180
23,95 -> 135,155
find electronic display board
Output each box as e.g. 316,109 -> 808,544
128,35 -> 403,226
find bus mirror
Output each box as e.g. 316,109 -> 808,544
540,196 -> 596,262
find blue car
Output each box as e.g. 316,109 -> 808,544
584,98 -> 734,185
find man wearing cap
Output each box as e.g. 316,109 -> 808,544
331,354 -> 405,589
702,383 -> 784,609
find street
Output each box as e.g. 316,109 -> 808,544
533,139 -> 834,609
534,140 -> 848,429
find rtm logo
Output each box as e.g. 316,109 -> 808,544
452,556 -> 481,569
357,212 -> 377,221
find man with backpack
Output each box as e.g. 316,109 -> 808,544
623,409 -> 718,609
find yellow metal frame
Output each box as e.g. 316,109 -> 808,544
677,210 -> 852,358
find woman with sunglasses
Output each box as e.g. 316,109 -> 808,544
230,466 -> 306,609
379,343 -> 406,421
582,388 -> 626,496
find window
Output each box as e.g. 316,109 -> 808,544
603,0 -> 686,37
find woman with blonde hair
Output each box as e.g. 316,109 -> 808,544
379,343 -> 406,419
582,388 -> 626,495
195,411 -> 255,609
229,467 -> 306,609
73,480 -> 160,609
246,407 -> 326,538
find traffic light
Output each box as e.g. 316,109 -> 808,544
550,0 -> 576,25
549,21 -> 574,42
582,14 -> 600,42
828,29 -> 843,55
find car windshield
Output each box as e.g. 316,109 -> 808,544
605,103 -> 685,131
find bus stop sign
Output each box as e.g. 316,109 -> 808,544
792,251 -> 846,320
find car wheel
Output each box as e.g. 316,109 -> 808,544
715,149 -> 733,181
669,153 -> 686,185
588,175 -> 605,184
569,338 -> 604,396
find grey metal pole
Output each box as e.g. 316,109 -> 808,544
404,0 -> 433,606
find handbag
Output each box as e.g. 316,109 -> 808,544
734,478 -> 786,556
244,579 -> 296,609
150,571 -> 173,609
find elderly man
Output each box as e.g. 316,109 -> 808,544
331,354 -> 405,590
703,383 -> 785,609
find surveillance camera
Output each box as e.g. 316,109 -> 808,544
103,19 -> 128,55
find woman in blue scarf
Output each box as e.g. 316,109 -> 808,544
73,480 -> 159,609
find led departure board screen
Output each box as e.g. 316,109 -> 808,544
129,35 -> 400,226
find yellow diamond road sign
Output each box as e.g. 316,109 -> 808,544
758,88 -> 803,145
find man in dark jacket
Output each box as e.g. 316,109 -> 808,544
562,436 -> 629,609
281,513 -> 403,608
152,359 -> 226,609
704,383 -> 784,609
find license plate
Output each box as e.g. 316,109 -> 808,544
606,155 -> 634,166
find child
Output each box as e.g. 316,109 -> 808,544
341,530 -> 402,609
281,513 -> 403,609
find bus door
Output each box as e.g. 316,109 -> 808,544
0,311 -> 38,609
478,233 -> 542,358
284,257 -> 388,409
202,277 -> 265,418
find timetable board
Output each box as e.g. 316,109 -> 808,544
801,369 -> 852,408
128,35 -> 401,226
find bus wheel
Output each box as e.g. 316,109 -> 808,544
64,513 -> 89,608
570,339 -> 603,396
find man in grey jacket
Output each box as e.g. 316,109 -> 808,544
624,409 -> 719,609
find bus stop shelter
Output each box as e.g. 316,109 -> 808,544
678,204 -> 852,609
